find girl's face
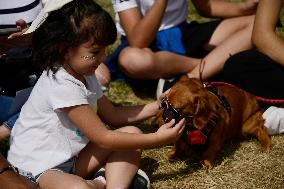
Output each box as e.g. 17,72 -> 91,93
63,40 -> 106,81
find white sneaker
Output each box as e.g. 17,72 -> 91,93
156,78 -> 165,99
93,168 -> 150,189
156,77 -> 178,99
263,106 -> 284,135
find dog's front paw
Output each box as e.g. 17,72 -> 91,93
201,159 -> 214,169
261,141 -> 272,152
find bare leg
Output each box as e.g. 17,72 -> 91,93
119,47 -> 200,79
189,15 -> 255,80
0,124 -> 10,140
75,126 -> 143,189
38,170 -> 105,189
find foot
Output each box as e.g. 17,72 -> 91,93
93,168 -> 150,189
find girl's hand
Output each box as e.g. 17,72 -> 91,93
156,118 -> 185,145
240,0 -> 259,15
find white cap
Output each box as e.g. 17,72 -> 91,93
25,0 -> 74,34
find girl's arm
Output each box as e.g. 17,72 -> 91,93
192,0 -> 258,18
97,95 -> 159,128
252,0 -> 284,66
62,104 -> 185,150
118,0 -> 168,48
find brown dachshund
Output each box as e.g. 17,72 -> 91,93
0,154 -> 39,189
157,76 -> 271,169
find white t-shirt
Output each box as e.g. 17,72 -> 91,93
8,68 -> 103,176
112,0 -> 188,36
0,0 -> 46,35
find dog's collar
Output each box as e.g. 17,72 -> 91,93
204,83 -> 231,115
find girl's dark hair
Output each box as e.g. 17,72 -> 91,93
33,0 -> 117,73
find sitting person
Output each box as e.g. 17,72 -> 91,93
0,0 -> 46,141
7,1 -> 185,189
223,0 -> 284,135
104,0 -> 258,96
0,0 -> 110,141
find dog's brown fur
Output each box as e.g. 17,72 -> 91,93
0,154 -> 39,189
157,76 -> 271,169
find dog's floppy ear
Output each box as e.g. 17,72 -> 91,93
193,95 -> 206,115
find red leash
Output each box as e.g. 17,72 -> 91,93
205,81 -> 284,104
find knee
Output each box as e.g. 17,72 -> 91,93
118,47 -> 154,76
117,126 -> 143,134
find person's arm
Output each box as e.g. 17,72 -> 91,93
118,0 -> 168,48
62,104 -> 185,150
97,95 -> 159,128
0,33 -> 32,55
252,0 -> 284,66
191,0 -> 258,18
7,19 -> 30,39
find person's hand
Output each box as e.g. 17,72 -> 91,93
156,118 -> 185,145
240,0 -> 259,15
8,19 -> 29,39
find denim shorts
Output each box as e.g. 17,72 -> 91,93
3,112 -> 19,130
0,95 -> 14,122
15,157 -> 77,183
0,95 -> 20,130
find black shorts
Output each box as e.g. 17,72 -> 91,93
104,20 -> 221,81
223,49 -> 284,99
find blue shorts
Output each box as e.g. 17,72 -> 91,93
0,95 -> 21,130
3,113 -> 19,130
104,20 -> 221,81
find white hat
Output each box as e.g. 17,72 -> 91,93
25,0 -> 73,34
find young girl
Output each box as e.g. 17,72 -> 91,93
7,1 -> 185,189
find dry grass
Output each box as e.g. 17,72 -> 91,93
100,1 -> 284,188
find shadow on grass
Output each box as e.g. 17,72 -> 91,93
141,139 -> 243,182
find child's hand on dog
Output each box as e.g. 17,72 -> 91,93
156,118 -> 185,145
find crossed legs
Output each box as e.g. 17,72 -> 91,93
37,126 -> 143,189
118,15 -> 255,81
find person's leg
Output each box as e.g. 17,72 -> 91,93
75,126 -> 145,189
188,15 -> 255,80
223,49 -> 284,99
0,124 -> 10,140
0,112 -> 19,140
119,47 -> 200,80
37,170 -> 105,189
